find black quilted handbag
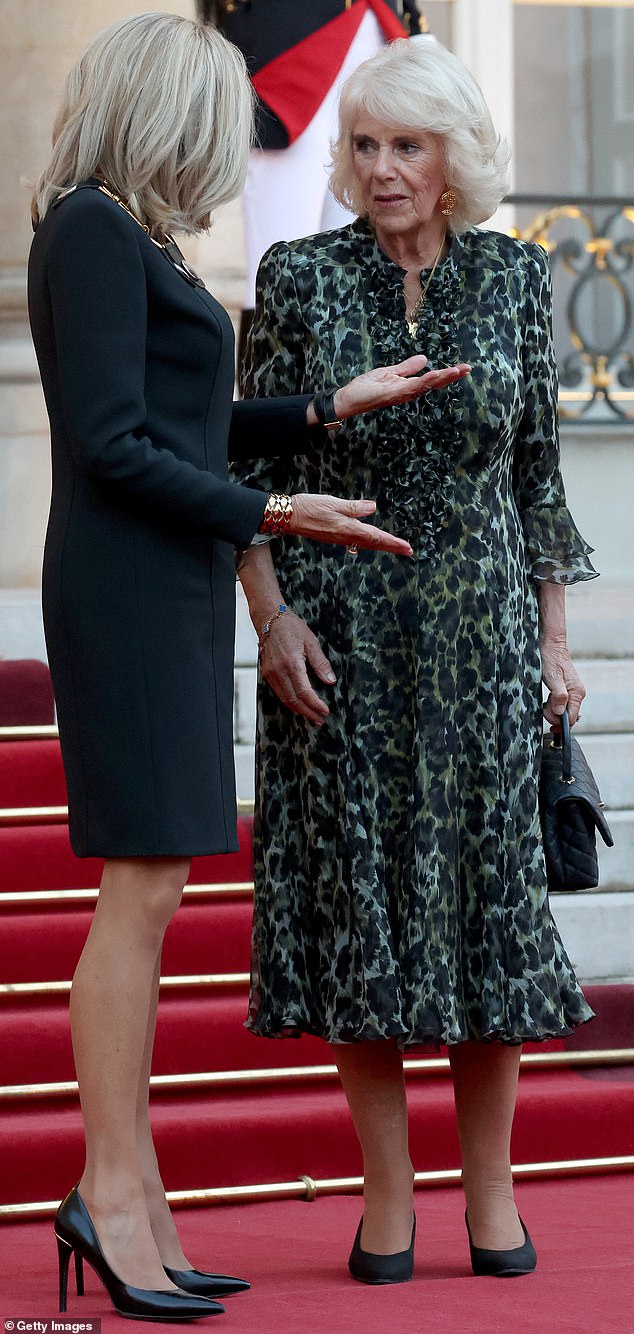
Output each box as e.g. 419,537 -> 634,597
539,707 -> 614,892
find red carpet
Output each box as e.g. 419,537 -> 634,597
0,816 -> 254,893
0,1177 -> 633,1333
1,734 -> 633,1220
0,661 -> 54,727
3,1065 -> 634,1209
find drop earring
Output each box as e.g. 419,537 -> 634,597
440,188 -> 457,217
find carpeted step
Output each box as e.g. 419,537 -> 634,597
0,992 -> 330,1084
0,818 -> 254,892
0,661 -> 55,728
0,898 -> 254,982
2,1067 -> 634,1208
0,985 -> 629,1086
0,740 -> 68,807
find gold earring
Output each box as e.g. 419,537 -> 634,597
440,188 -> 457,217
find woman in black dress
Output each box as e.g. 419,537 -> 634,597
27,12 -> 468,1322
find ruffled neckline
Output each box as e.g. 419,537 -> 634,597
350,219 -> 465,556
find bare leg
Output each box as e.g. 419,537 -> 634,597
71,856 -> 189,1289
333,1041 -> 414,1254
449,1041 -> 525,1250
135,953 -> 190,1268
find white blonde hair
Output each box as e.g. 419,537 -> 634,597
330,38 -> 511,234
32,11 -> 254,235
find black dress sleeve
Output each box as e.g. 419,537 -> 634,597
43,194 -> 267,547
228,394 -> 315,461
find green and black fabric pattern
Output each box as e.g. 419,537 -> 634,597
234,220 -> 597,1048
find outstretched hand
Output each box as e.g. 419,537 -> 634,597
289,495 -> 412,557
334,355 -> 471,418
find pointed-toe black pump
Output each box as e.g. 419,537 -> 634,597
465,1211 -> 537,1277
163,1267 -> 250,1299
348,1214 -> 416,1285
55,1186 -> 225,1320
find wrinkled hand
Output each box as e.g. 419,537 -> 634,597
289,495 -> 412,556
335,355 -> 471,417
541,637 -> 586,726
260,610 -> 335,725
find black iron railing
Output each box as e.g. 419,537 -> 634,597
506,193 -> 634,424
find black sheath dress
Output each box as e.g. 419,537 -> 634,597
27,183 -> 314,858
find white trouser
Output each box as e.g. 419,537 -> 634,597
242,10 -> 384,307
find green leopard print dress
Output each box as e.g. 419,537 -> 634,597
234,220 -> 597,1047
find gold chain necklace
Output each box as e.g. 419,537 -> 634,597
406,233 -> 447,339
96,180 -> 161,244
96,180 -> 205,287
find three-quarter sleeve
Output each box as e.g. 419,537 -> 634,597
43,194 -> 267,548
513,243 -> 598,584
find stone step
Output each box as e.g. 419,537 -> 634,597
236,740 -> 632,892
236,584 -> 634,665
0,590 -> 47,662
596,809 -> 634,891
235,659 -> 634,737
566,579 -> 634,658
233,664 -> 634,740
550,889 -> 634,985
235,678 -> 634,809
235,742 -> 256,804
235,585 -> 258,666
573,659 -> 634,734
580,734 -> 634,810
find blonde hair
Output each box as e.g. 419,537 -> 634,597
330,38 -> 511,235
32,11 -> 254,235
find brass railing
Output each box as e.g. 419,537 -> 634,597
508,193 -> 634,423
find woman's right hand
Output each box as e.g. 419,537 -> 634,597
259,610 -> 335,725
289,495 -> 412,556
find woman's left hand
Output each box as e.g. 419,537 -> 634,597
329,355 -> 471,419
541,637 -> 586,727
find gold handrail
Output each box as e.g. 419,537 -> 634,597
2,1154 -> 633,1221
0,1048 -> 631,1102
0,972 -> 250,998
0,806 -> 68,824
0,726 -> 58,741
0,882 -> 254,906
0,800 -> 254,823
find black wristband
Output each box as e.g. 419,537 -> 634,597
312,389 -> 344,430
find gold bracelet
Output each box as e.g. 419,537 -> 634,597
259,493 -> 293,536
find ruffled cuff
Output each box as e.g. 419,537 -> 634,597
522,504 -> 599,585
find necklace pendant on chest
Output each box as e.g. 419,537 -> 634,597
407,317 -> 419,339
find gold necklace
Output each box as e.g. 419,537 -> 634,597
406,234 -> 447,339
97,180 -> 157,241
94,179 -> 205,287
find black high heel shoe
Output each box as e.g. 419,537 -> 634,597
163,1267 -> 250,1299
55,1186 -> 224,1320
348,1214 -> 416,1285
465,1211 -> 537,1277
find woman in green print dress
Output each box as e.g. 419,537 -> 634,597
234,38 -> 597,1282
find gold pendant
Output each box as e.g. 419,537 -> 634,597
407,318 -> 418,339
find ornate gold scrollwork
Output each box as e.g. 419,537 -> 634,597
511,200 -> 634,422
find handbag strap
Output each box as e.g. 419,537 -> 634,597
560,706 -> 573,783
550,706 -> 573,783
